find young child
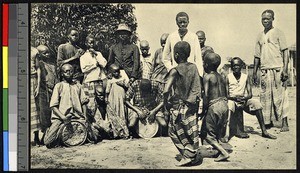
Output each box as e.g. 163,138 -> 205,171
200,53 -> 229,162
163,41 -> 202,166
31,46 -> 42,146
224,57 -> 276,141
151,33 -> 169,83
57,27 -> 85,82
105,64 -> 130,139
139,40 -> 153,80
43,64 -> 89,148
80,35 -> 107,123
36,45 -> 59,138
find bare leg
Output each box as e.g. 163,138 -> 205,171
205,137 -> 229,162
255,110 -> 276,139
220,111 -> 231,143
156,117 -> 167,127
280,117 -> 289,132
128,116 -> 138,128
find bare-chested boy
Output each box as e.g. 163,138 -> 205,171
200,53 -> 229,162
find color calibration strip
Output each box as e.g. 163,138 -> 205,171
9,4 -> 19,171
3,3 -> 9,172
17,3 -> 29,171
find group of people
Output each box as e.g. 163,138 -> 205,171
31,9 -> 290,166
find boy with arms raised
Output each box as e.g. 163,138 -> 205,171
200,53 -> 229,162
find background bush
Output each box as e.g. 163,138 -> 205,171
31,3 -> 138,59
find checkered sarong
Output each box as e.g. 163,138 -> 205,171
82,80 -> 103,117
169,102 -> 199,158
31,75 -> 40,131
260,68 -> 289,124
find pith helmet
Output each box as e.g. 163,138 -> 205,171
116,23 -> 132,34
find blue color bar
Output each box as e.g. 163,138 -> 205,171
3,131 -> 9,171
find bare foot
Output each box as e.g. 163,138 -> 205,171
220,136 -> 229,143
280,126 -> 289,132
175,157 -> 193,166
262,132 -> 277,139
214,153 -> 230,162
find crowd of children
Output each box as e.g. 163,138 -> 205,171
31,10 -> 288,166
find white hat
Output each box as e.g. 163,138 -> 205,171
116,23 -> 131,33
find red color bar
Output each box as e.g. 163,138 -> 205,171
2,4 -> 9,46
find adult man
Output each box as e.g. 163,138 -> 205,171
225,57 -> 276,140
107,24 -> 141,83
253,9 -> 289,132
196,30 -> 214,58
163,12 -> 203,76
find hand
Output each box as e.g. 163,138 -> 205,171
105,97 -> 109,104
137,109 -> 147,120
107,73 -> 113,79
75,49 -> 85,59
62,114 -> 72,123
252,73 -> 258,86
89,48 -> 97,57
34,86 -> 39,98
148,110 -> 156,123
281,70 -> 289,82
129,78 -> 135,84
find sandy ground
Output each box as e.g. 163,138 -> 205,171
31,87 -> 296,170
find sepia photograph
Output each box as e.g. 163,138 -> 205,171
30,3 -> 296,169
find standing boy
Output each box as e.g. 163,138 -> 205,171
80,35 -> 107,123
36,45 -> 58,136
139,40 -> 153,79
200,53 -> 229,162
57,27 -> 85,82
225,57 -> 276,141
151,33 -> 169,83
163,41 -> 202,166
196,30 -> 214,58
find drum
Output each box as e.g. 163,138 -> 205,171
135,119 -> 159,139
60,120 -> 87,147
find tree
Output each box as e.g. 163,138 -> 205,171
31,3 -> 138,59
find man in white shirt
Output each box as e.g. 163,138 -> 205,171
162,12 -> 203,76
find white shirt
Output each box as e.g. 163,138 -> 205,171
162,30 -> 203,76
80,50 -> 107,83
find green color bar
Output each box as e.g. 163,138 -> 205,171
3,89 -> 8,130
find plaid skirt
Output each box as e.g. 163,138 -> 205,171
260,68 -> 289,124
168,101 -> 199,159
31,75 -> 40,132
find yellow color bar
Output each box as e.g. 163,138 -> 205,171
3,46 -> 8,88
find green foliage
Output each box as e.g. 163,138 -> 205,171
31,3 -> 138,59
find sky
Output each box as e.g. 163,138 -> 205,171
133,3 -> 296,66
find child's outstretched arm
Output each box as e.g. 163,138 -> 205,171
163,69 -> 177,106
52,106 -> 70,122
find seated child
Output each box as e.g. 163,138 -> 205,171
43,64 -> 89,148
200,53 -> 229,162
105,64 -> 130,139
224,57 -> 276,140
